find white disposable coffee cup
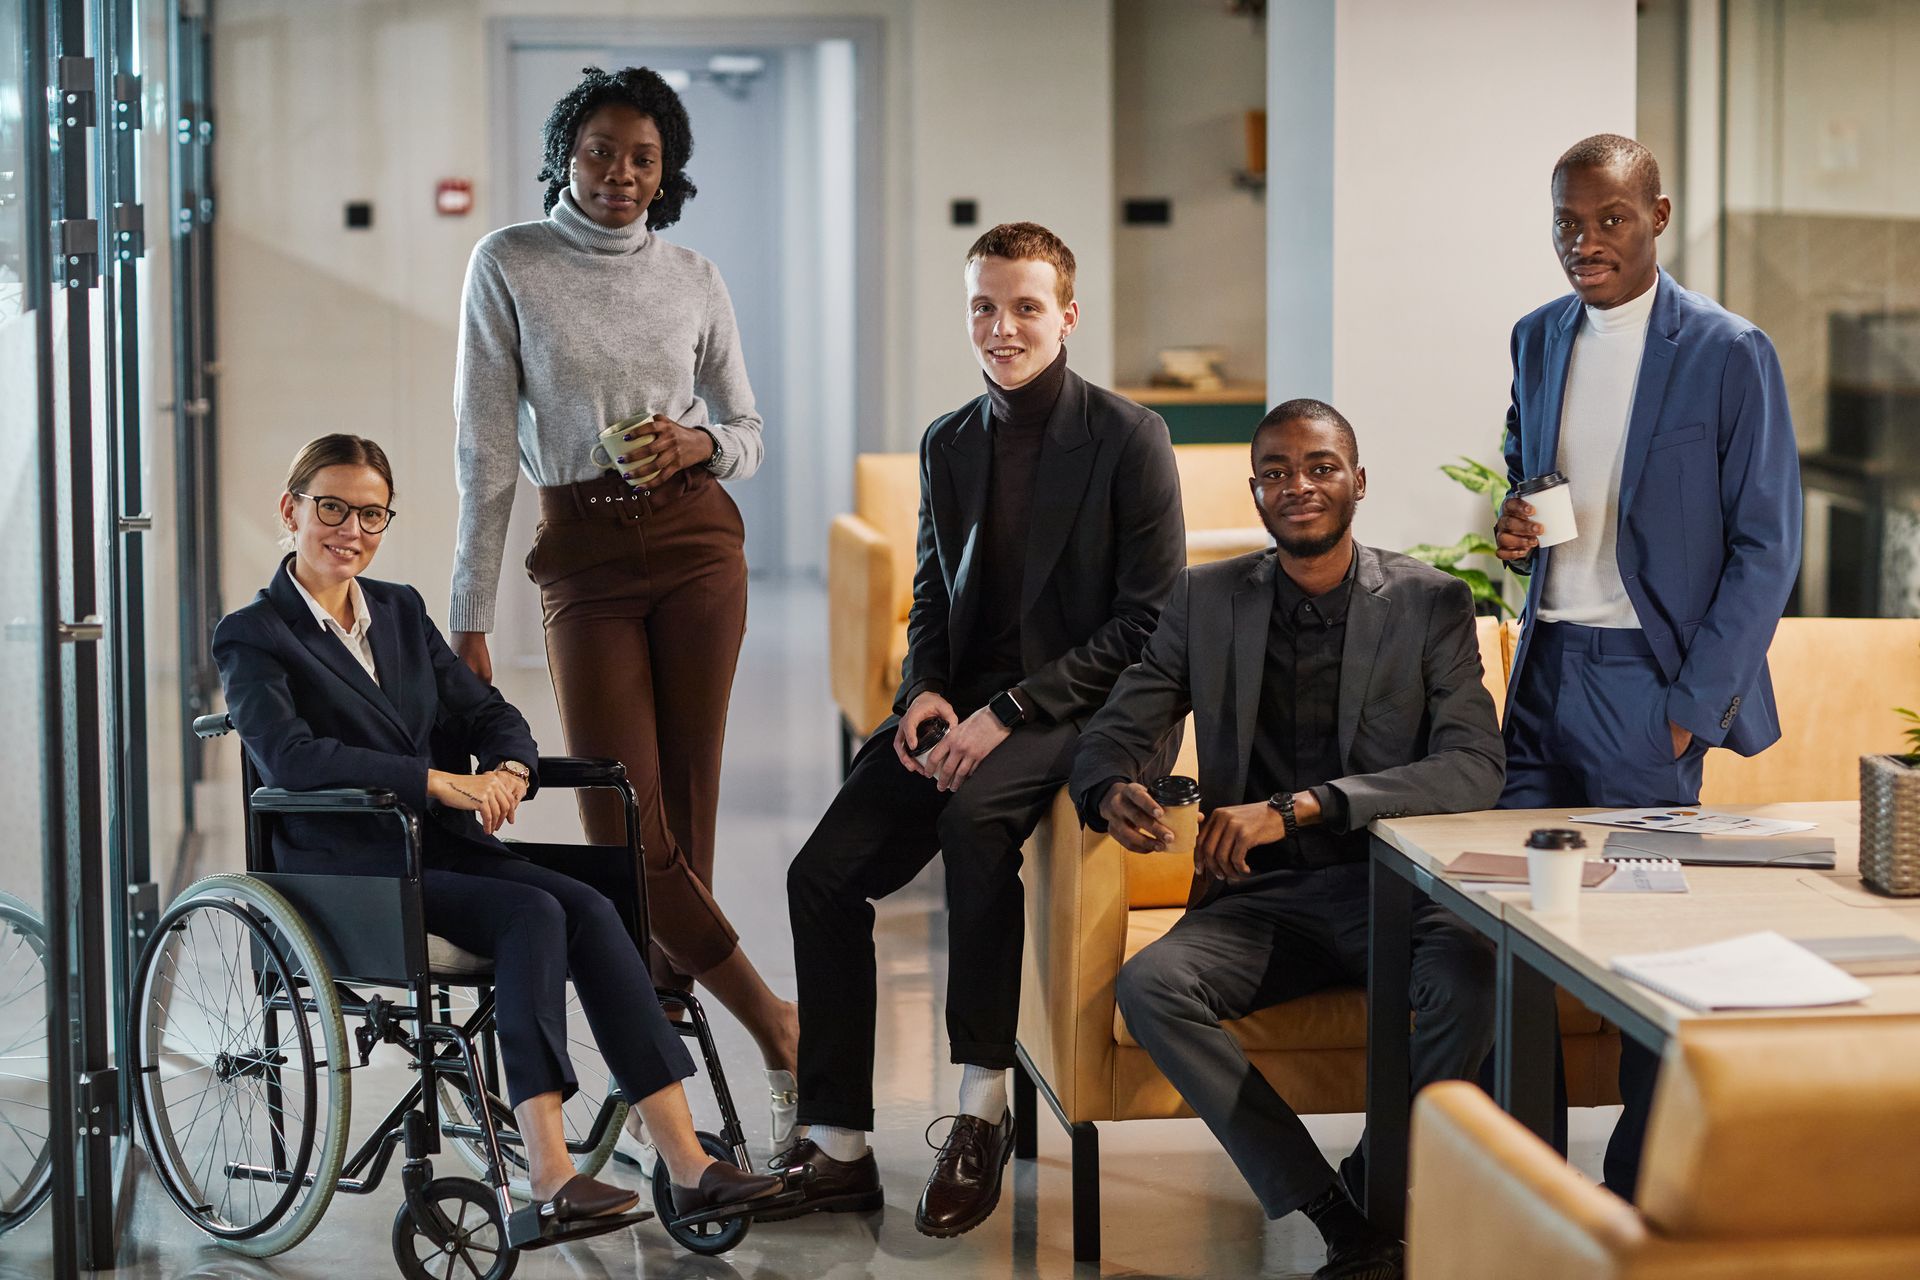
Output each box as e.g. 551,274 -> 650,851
1512,471 -> 1577,547
1525,828 -> 1589,915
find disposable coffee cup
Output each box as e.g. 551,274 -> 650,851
1512,471 -> 1577,548
910,716 -> 950,767
589,412 -> 663,489
1149,775 -> 1202,858
1525,827 -> 1588,915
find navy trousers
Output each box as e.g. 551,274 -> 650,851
424,847 -> 695,1108
1499,620 -> 1705,1200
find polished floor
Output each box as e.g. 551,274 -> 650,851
107,576 -> 1616,1279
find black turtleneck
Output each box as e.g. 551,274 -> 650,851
953,346 -> 1069,711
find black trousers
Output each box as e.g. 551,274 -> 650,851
1499,622 -> 1704,1201
1115,862 -> 1496,1219
787,715 -> 1078,1132
424,848 -> 695,1109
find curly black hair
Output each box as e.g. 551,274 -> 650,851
537,66 -> 697,227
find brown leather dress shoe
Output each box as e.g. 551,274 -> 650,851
756,1138 -> 884,1221
914,1112 -> 1015,1238
668,1160 -> 786,1220
538,1173 -> 641,1222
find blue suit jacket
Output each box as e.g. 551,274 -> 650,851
1503,268 -> 1802,756
212,556 -> 540,876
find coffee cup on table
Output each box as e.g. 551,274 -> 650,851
1525,827 -> 1589,915
589,412 -> 662,489
1149,775 -> 1202,857
1511,470 -> 1577,547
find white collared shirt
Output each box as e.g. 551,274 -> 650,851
290,572 -> 380,687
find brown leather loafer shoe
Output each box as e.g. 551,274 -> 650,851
756,1138 -> 884,1221
668,1160 -> 786,1220
538,1173 -> 641,1222
1312,1237 -> 1405,1280
914,1112 -> 1015,1238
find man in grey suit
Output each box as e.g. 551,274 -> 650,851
1071,399 -> 1504,1280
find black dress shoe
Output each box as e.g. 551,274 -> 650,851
914,1113 -> 1015,1239
537,1173 -> 641,1222
757,1138 -> 884,1221
1312,1236 -> 1404,1280
668,1160 -> 786,1220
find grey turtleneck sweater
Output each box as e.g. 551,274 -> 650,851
449,190 -> 764,633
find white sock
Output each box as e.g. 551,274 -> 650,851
958,1064 -> 1008,1124
809,1123 -> 868,1163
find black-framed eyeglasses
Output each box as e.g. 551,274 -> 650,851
297,492 -> 395,534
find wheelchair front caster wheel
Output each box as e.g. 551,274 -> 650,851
653,1131 -> 752,1256
393,1177 -> 517,1280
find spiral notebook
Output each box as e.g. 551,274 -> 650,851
1610,931 -> 1872,1011
1594,854 -> 1689,893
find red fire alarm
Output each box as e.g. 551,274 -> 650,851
436,179 -> 474,216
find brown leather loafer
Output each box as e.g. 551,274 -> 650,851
538,1173 -> 641,1222
914,1112 -> 1015,1238
1312,1237 -> 1404,1280
756,1138 -> 884,1221
668,1160 -> 786,1220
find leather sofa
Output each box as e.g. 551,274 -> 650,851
1408,1018 -> 1920,1279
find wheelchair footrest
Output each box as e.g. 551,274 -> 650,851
507,1205 -> 654,1251
668,1184 -> 808,1230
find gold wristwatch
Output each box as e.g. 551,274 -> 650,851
497,760 -> 531,786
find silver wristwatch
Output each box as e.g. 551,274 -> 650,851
496,760 -> 531,785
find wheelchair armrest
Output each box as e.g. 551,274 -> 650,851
535,756 -> 628,789
193,712 -> 235,739
248,787 -> 423,879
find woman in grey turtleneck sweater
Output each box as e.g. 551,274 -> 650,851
449,66 -> 798,1153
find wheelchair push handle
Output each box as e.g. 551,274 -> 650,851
193,711 -> 235,739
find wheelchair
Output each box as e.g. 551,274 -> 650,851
128,711 -> 792,1276
0,891 -> 51,1236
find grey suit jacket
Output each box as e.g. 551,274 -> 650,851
1071,544 -> 1505,874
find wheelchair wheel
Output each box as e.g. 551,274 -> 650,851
653,1130 -> 751,1256
436,983 -> 624,1197
130,874 -> 350,1256
392,1176 -> 516,1280
0,894 -> 51,1235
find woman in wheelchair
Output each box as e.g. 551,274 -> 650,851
212,433 -> 786,1229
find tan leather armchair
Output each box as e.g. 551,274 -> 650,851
826,446 -> 1271,762
1014,616 -> 1625,1262
1409,1019 -> 1920,1279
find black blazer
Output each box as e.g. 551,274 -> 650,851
1072,545 -> 1504,852
212,556 -> 540,877
894,368 -> 1186,724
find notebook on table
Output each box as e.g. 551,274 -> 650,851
1610,931 -> 1871,1011
1601,830 -> 1836,869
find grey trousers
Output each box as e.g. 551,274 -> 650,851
1115,860 -> 1495,1219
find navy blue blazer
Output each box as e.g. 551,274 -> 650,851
1503,268 -> 1802,756
212,556 -> 540,876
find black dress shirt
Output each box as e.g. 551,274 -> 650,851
1241,549 -> 1360,872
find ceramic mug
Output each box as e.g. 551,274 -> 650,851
589,412 -> 662,488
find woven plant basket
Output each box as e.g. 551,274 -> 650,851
1860,754 -> 1920,896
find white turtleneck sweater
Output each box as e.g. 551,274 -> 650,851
449,190 -> 764,633
1537,278 -> 1657,628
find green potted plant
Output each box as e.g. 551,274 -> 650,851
1405,448 -> 1517,618
1861,690 -> 1920,895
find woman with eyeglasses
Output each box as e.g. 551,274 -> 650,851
446,66 -> 799,1153
212,433 -> 791,1228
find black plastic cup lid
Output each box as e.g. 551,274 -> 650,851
1150,775 -> 1201,805
1512,471 -> 1569,496
1525,827 -> 1588,850
913,717 -> 949,751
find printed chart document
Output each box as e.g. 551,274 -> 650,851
1574,807 -> 1816,837
1610,931 -> 1871,1011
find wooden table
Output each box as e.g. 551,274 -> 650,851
1364,803 -> 1920,1236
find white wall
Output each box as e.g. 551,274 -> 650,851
1112,0 -> 1265,385
212,0 -> 1117,617
1270,0 -> 1637,556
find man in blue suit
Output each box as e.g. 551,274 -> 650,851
1494,134 -> 1802,1199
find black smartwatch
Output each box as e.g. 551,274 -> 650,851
988,688 -> 1029,730
1267,790 -> 1298,839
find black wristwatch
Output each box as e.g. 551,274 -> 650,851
988,688 -> 1029,730
1268,790 -> 1298,839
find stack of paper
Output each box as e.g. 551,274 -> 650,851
1610,931 -> 1872,1011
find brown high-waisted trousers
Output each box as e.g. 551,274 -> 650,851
530,467 -> 746,986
